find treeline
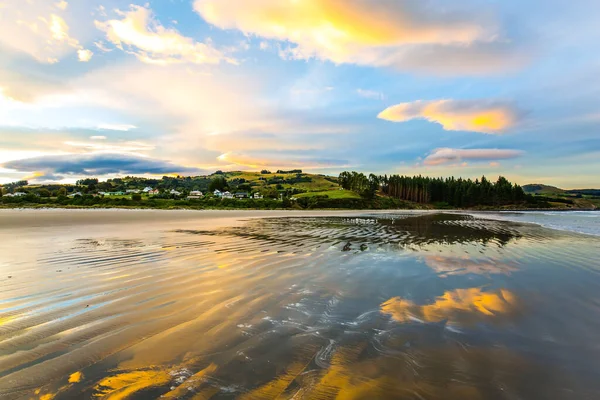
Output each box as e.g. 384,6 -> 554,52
0,191 -> 415,211
339,171 -> 529,207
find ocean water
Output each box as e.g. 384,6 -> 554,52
1,211 -> 600,399
470,210 -> 600,237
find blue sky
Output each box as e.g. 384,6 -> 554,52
1,0 -> 599,188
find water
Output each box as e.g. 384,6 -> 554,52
469,210 -> 600,237
1,210 -> 600,399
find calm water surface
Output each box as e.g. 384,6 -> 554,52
1,212 -> 600,399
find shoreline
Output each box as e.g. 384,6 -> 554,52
0,203 -> 596,213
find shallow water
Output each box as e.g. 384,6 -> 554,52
1,212 -> 600,399
470,210 -> 600,237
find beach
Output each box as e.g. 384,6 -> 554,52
1,209 -> 600,399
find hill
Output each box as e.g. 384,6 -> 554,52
522,184 -> 565,194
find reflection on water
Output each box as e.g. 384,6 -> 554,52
381,287 -> 518,324
1,213 -> 600,399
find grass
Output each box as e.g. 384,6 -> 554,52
224,171 -> 339,192
293,189 -> 361,199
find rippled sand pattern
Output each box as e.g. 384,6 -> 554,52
1,212 -> 600,399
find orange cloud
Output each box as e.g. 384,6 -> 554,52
378,99 -> 523,134
96,5 -> 236,65
381,287 -> 517,324
217,152 -> 348,170
195,0 -> 524,74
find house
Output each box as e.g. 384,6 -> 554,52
68,192 -> 83,198
221,191 -> 233,199
213,189 -> 222,197
148,189 -> 160,195
106,191 -> 125,196
170,189 -> 182,196
143,187 -> 153,193
4,193 -> 14,197
188,191 -> 203,200
13,192 -> 27,197
126,189 -> 141,194
253,192 -> 263,199
235,192 -> 249,199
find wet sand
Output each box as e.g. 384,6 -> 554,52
1,210 -> 600,399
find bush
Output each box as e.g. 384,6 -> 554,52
131,193 -> 142,201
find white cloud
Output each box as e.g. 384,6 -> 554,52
97,124 -> 137,132
423,148 -> 524,166
357,89 -> 384,100
55,1 -> 68,11
0,1 -> 88,63
194,0 -> 526,75
77,49 -> 93,62
90,136 -> 107,140
95,5 -> 237,65
378,99 -> 524,134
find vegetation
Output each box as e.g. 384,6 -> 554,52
0,170 -> 597,210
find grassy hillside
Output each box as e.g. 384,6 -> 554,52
293,189 -> 361,199
522,184 -> 565,194
223,171 -> 339,192
523,183 -> 600,209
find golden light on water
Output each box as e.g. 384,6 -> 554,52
381,287 -> 518,323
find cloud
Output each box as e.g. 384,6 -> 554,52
63,140 -> 155,153
217,152 -> 348,170
3,153 -> 201,178
378,99 -> 524,134
55,1 -> 68,11
423,148 -> 524,166
97,124 -> 137,132
90,136 -> 107,140
95,5 -> 236,65
195,0 -> 526,74
0,68 -> 63,103
381,288 -> 517,324
357,89 -> 384,100
77,49 -> 93,62
0,1 -> 92,64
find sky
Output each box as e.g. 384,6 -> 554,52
0,0 -> 599,188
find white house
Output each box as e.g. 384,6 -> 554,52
126,189 -> 141,194
143,187 -> 153,193
253,192 -> 263,199
222,191 -> 233,199
188,190 -> 203,199
170,189 -> 182,196
68,192 -> 83,198
213,189 -> 222,197
4,193 -> 14,197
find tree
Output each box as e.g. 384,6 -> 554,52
132,193 -> 142,201
208,176 -> 228,191
57,187 -> 67,197
37,188 -> 51,198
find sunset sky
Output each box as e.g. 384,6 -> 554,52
1,0 -> 599,188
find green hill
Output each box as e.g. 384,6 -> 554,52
522,184 -> 565,194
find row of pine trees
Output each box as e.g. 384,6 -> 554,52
339,172 -> 527,207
